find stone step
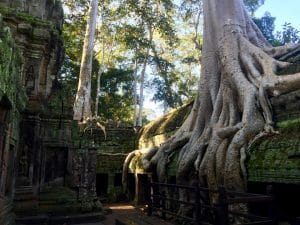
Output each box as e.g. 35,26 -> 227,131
115,213 -> 173,225
50,212 -> 105,225
14,194 -> 36,201
16,212 -> 105,225
14,186 -> 36,202
16,214 -> 49,225
15,186 -> 34,192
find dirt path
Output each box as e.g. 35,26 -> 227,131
102,203 -> 139,225
101,203 -> 173,225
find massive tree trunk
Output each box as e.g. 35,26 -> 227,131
142,0 -> 300,202
73,0 -> 98,121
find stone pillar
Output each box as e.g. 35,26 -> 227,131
75,147 -> 102,212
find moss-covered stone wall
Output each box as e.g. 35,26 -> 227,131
97,154 -> 127,174
0,13 -> 26,225
247,119 -> 300,184
0,14 -> 27,114
138,101 -> 193,149
97,128 -> 138,154
95,127 -> 137,173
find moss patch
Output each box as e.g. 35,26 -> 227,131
39,186 -> 81,215
247,119 -> 300,184
0,6 -> 51,27
138,101 -> 193,148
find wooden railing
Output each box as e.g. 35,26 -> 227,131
147,182 -> 276,225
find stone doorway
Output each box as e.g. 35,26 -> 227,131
127,173 -> 135,201
44,147 -> 68,186
96,173 -> 108,196
135,174 -> 149,205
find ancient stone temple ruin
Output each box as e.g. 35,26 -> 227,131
0,1 -> 300,225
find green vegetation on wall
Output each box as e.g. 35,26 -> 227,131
0,13 -> 27,117
247,119 -> 300,184
139,101 -> 193,141
0,7 -> 51,28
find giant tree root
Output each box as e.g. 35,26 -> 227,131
123,0 -> 300,223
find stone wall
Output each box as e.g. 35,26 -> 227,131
247,119 -> 300,184
0,1 -> 64,112
0,0 -> 63,30
0,1 -> 66,223
94,127 -> 137,200
0,15 -> 26,225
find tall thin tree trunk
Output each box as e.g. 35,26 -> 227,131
94,2 -> 105,118
73,0 -> 98,121
138,27 -> 153,126
133,58 -> 138,126
137,56 -> 147,127
94,68 -> 101,117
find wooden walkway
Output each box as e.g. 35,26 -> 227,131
102,203 -> 173,225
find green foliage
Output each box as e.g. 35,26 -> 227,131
275,23 -> 300,45
253,12 -> 276,43
95,68 -> 135,123
243,0 -> 265,16
253,14 -> 300,46
243,0 -> 300,46
62,0 -> 201,122
0,23 -> 27,112
59,56 -> 135,123
0,6 -> 51,27
180,0 -> 202,21
276,118 -> 300,132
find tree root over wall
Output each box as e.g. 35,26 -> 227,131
124,0 -> 300,220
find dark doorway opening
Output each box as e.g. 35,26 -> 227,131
136,174 -> 149,205
127,173 -> 135,201
96,173 -> 108,196
114,173 -> 122,187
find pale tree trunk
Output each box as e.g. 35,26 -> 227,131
138,27 -> 153,126
94,68 -> 101,117
141,0 -> 300,208
137,55 -> 147,126
73,0 -> 98,121
95,2 -> 105,118
133,58 -> 138,126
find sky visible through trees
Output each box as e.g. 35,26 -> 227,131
62,0 -> 300,123
256,0 -> 300,31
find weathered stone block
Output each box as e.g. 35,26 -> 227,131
17,22 -> 32,34
33,27 -> 50,40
